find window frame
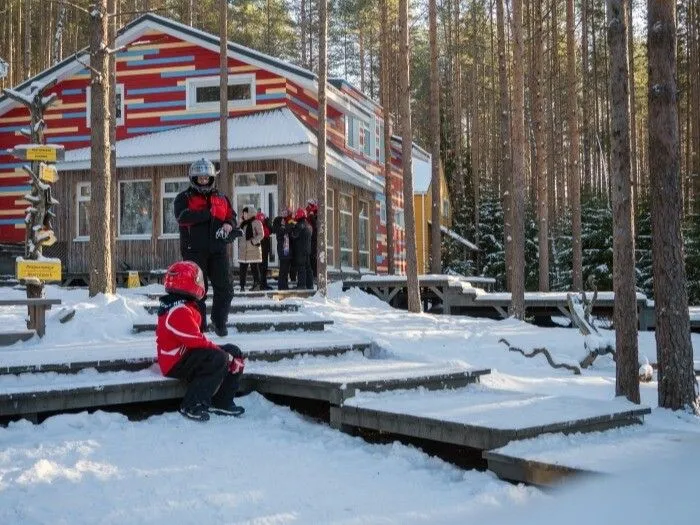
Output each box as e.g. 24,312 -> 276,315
326,188 -> 335,267
339,192 -> 354,269
395,208 -> 405,230
185,74 -> 256,111
117,179 -> 153,240
358,199 -> 371,269
160,177 -> 189,239
86,83 -> 125,127
75,182 -> 91,241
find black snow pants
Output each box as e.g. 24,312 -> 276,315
182,250 -> 233,331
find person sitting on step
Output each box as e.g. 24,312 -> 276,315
156,260 -> 246,422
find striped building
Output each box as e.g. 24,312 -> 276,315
0,14 -> 426,277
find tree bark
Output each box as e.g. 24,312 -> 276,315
566,0 -> 583,291
582,0 -> 591,197
452,0 -> 464,198
498,0 -> 512,291
317,0 -> 328,296
109,0 -> 118,291
398,0 -> 421,312
219,0 -> 230,195
509,0 -> 526,318
626,1 -> 638,213
88,0 -> 114,297
381,0 -> 395,274
607,0 -> 639,404
648,0 -> 700,412
301,0 -> 307,69
429,0 -> 442,274
24,0 -> 31,79
533,0 -> 549,291
53,1 -> 67,65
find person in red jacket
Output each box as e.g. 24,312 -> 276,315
156,260 -> 245,422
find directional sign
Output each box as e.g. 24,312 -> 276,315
16,258 -> 62,282
10,144 -> 65,162
39,163 -> 59,183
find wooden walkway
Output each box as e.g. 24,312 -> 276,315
144,289 -> 315,301
133,313 -> 332,334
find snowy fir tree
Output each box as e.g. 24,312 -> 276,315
581,197 -> 613,290
635,201 -> 654,298
683,212 -> 700,304
550,213 -> 573,291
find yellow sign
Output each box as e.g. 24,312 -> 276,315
16,259 -> 62,282
39,163 -> 59,183
127,271 -> 140,288
11,145 -> 65,162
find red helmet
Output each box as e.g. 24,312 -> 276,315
164,261 -> 205,300
294,207 -> 307,221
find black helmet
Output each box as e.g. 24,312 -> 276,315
189,158 -> 217,193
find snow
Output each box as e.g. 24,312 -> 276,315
1,281 -> 699,523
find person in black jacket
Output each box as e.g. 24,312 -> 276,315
305,199 -> 318,284
174,158 -> 240,336
290,207 -> 314,290
271,208 -> 294,290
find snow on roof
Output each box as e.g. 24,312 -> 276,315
412,154 -> 432,194
63,107 -> 313,166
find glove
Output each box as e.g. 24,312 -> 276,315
229,357 -> 245,374
215,227 -> 243,243
220,343 -> 243,359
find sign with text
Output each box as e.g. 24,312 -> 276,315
16,259 -> 62,282
11,144 -> 65,162
39,163 -> 59,183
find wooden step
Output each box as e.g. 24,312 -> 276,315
144,289 -> 315,301
0,330 -> 36,346
332,387 -> 651,451
132,313 -> 332,334
142,301 -> 300,315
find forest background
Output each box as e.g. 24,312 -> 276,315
1,0 -> 699,302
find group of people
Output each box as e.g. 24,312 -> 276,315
155,158 -> 320,422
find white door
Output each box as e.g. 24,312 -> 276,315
233,185 -> 278,266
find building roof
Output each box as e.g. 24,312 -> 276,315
60,107 -> 383,193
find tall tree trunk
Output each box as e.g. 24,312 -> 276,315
533,0 -> 549,291
398,0 -> 421,312
429,0 -> 442,274
359,30 -> 365,93
626,1 -> 638,213
566,0 -> 583,290
317,0 -> 328,295
219,0 -> 230,195
23,0 -> 31,79
53,1 -> 67,65
510,0 -> 526,318
381,0 -> 395,274
453,0 -> 464,198
109,0 -> 118,290
608,0 -> 640,404
497,0 -> 512,291
189,0 -> 195,25
88,0 -> 114,297
582,0 -> 591,195
648,0 -> 700,413
301,0 -> 308,69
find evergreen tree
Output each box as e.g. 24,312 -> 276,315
581,197 -> 613,290
683,213 -> 700,304
550,214 -> 573,291
635,201 -> 654,298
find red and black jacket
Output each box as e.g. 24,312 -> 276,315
174,188 -> 236,254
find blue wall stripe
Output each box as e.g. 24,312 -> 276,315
127,125 -> 184,134
127,86 -> 186,95
257,93 -> 287,101
128,55 -> 194,67
160,112 -> 220,122
0,126 -> 26,132
0,162 -> 25,169
117,49 -> 159,57
0,185 -> 31,193
0,219 -> 24,225
62,88 -> 84,96
62,111 -> 87,119
0,149 -> 9,155
127,100 -> 185,109
47,136 -> 90,143
161,68 -> 220,78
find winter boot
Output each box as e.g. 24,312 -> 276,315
179,403 -> 210,422
211,318 -> 228,337
209,401 -> 245,417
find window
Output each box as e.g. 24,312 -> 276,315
379,199 -> 387,226
395,208 -> 405,230
358,200 -> 370,269
362,121 -> 372,157
378,121 -> 385,161
339,193 -> 353,268
75,182 -> 91,240
235,172 -> 277,186
86,84 -> 125,127
346,115 -> 360,151
119,180 -> 152,238
442,197 -> 450,218
161,178 -> 189,237
326,188 -> 335,267
186,75 -> 255,111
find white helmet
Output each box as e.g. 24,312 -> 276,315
189,158 -> 217,193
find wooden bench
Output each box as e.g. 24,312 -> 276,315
0,298 -> 62,338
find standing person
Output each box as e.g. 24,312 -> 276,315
305,199 -> 319,281
238,206 -> 264,291
174,158 -> 239,337
290,207 -> 314,289
156,260 -> 245,421
272,208 -> 294,290
256,209 -> 272,290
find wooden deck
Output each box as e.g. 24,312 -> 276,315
144,289 -> 316,301
133,314 -> 332,334
142,301 -> 301,315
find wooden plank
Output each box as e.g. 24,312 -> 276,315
0,298 -> 62,306
483,450 -> 598,487
141,302 -> 300,315
0,330 -> 36,346
144,289 -> 315,300
132,319 -> 332,334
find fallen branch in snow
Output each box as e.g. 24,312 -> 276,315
498,338 -> 582,375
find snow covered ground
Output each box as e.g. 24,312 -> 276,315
0,282 -> 699,524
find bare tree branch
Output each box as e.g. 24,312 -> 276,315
499,338 -> 582,375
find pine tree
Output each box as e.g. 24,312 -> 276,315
581,198 -> 613,290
